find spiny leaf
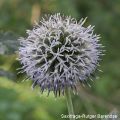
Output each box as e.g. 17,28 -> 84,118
0,31 -> 19,55
0,69 -> 16,80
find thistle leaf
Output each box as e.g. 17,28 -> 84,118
0,69 -> 16,80
0,31 -> 19,55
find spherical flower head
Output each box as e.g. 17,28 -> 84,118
18,13 -> 103,96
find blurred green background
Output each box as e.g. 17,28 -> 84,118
0,0 -> 120,120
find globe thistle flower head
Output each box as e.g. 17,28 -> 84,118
18,13 -> 103,96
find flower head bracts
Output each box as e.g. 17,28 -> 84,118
18,13 -> 103,96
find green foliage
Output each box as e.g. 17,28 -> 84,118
0,78 -> 66,120
0,0 -> 120,120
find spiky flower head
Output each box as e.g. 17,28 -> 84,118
18,13 -> 103,96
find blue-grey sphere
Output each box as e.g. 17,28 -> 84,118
18,13 -> 103,96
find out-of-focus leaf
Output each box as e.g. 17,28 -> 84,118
0,42 -> 7,55
0,32 -> 19,55
0,69 -> 16,80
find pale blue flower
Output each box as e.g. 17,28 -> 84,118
18,13 -> 103,96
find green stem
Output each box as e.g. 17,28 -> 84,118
65,87 -> 75,120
